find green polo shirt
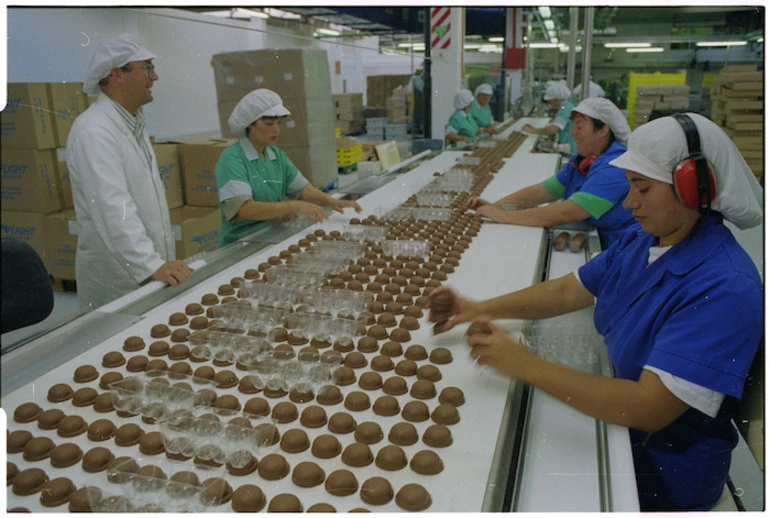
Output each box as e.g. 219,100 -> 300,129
446,110 -> 478,148
215,137 -> 308,246
469,100 -> 493,128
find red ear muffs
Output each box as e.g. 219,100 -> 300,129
671,113 -> 716,212
673,158 -> 717,208
573,155 -> 596,175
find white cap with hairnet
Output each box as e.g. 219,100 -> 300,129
84,33 -> 157,95
228,89 -> 291,134
454,89 -> 475,110
571,98 -> 631,144
609,113 -> 762,229
543,81 -> 571,101
474,83 -> 494,96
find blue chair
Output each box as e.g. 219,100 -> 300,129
1,238 -> 54,334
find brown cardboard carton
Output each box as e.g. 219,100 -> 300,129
1,149 -> 61,213
279,145 -> 338,189
44,209 -> 78,279
169,205 -> 221,259
1,83 -> 57,150
172,137 -> 235,207
1,211 -> 47,264
153,143 -> 184,209
212,48 -> 331,103
334,93 -> 363,107
47,82 -> 87,148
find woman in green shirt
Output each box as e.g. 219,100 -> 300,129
445,89 -> 479,147
469,83 -> 497,134
215,89 -> 361,247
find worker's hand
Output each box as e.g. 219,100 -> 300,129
467,318 -> 535,379
329,198 -> 362,215
475,204 -> 508,223
461,136 -> 470,143
521,123 -> 536,134
488,123 -> 498,133
152,260 -> 193,287
427,286 -> 480,334
466,196 -> 492,210
291,200 -> 329,224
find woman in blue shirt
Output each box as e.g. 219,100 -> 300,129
468,98 -> 637,250
429,113 -> 764,511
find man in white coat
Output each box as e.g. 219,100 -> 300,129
67,33 -> 193,311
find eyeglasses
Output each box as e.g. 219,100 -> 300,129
121,64 -> 155,78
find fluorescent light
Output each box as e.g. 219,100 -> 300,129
529,42 -> 559,48
626,47 -> 664,53
696,41 -> 747,47
604,42 -> 652,48
758,37 -> 764,43
488,36 -> 504,43
550,37 -> 559,44
479,44 -> 503,53
316,28 -> 340,36
466,35 -> 483,40
232,8 -> 268,19
538,6 -> 551,19
544,19 -> 555,31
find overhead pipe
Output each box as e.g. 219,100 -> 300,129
567,7 -> 579,95
423,7 -> 432,138
580,7 -> 595,102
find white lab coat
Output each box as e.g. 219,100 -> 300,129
67,93 -> 174,311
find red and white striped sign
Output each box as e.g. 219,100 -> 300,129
431,7 -> 452,50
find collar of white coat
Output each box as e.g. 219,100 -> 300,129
240,136 -> 278,162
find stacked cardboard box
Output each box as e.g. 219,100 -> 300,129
366,74 -> 412,109
632,85 -> 690,129
1,83 -> 66,278
169,206 -> 221,260
211,48 -> 337,189
710,64 -> 763,183
334,93 -> 364,135
386,85 -> 412,124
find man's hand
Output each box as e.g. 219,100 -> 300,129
152,260 -> 193,286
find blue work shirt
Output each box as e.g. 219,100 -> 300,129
579,214 -> 763,510
543,140 -> 637,249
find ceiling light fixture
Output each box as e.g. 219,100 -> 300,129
538,7 -> 551,19
626,47 -> 665,53
232,8 -> 269,19
529,42 -> 559,48
544,19 -> 555,31
696,41 -> 748,47
603,42 -> 652,48
488,36 -> 504,43
316,28 -> 341,36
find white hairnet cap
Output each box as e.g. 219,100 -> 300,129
474,83 -> 494,96
571,98 -> 631,143
543,81 -> 571,101
454,89 -> 475,110
228,89 -> 291,134
84,33 -> 157,95
610,113 -> 762,229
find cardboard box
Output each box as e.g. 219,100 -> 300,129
153,143 -> 184,209
44,209 -> 78,279
169,205 -> 221,260
280,145 -> 338,189
212,48 -> 331,103
335,104 -> 364,121
334,93 -> 363,107
1,211 -> 47,264
1,83 -> 57,150
47,82 -> 87,148
1,149 -> 61,213
366,74 -> 411,108
172,137 -> 235,207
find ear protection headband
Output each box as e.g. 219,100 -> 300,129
671,113 -> 716,212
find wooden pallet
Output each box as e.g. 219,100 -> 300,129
51,276 -> 77,293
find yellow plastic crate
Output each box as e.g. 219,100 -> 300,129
334,127 -> 342,137
337,145 -> 363,166
628,71 -> 687,126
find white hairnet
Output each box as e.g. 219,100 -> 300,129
543,81 -> 571,101
609,113 -> 763,229
454,89 -> 475,110
84,33 -> 157,95
571,98 -> 631,144
474,83 -> 494,96
228,89 -> 291,134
